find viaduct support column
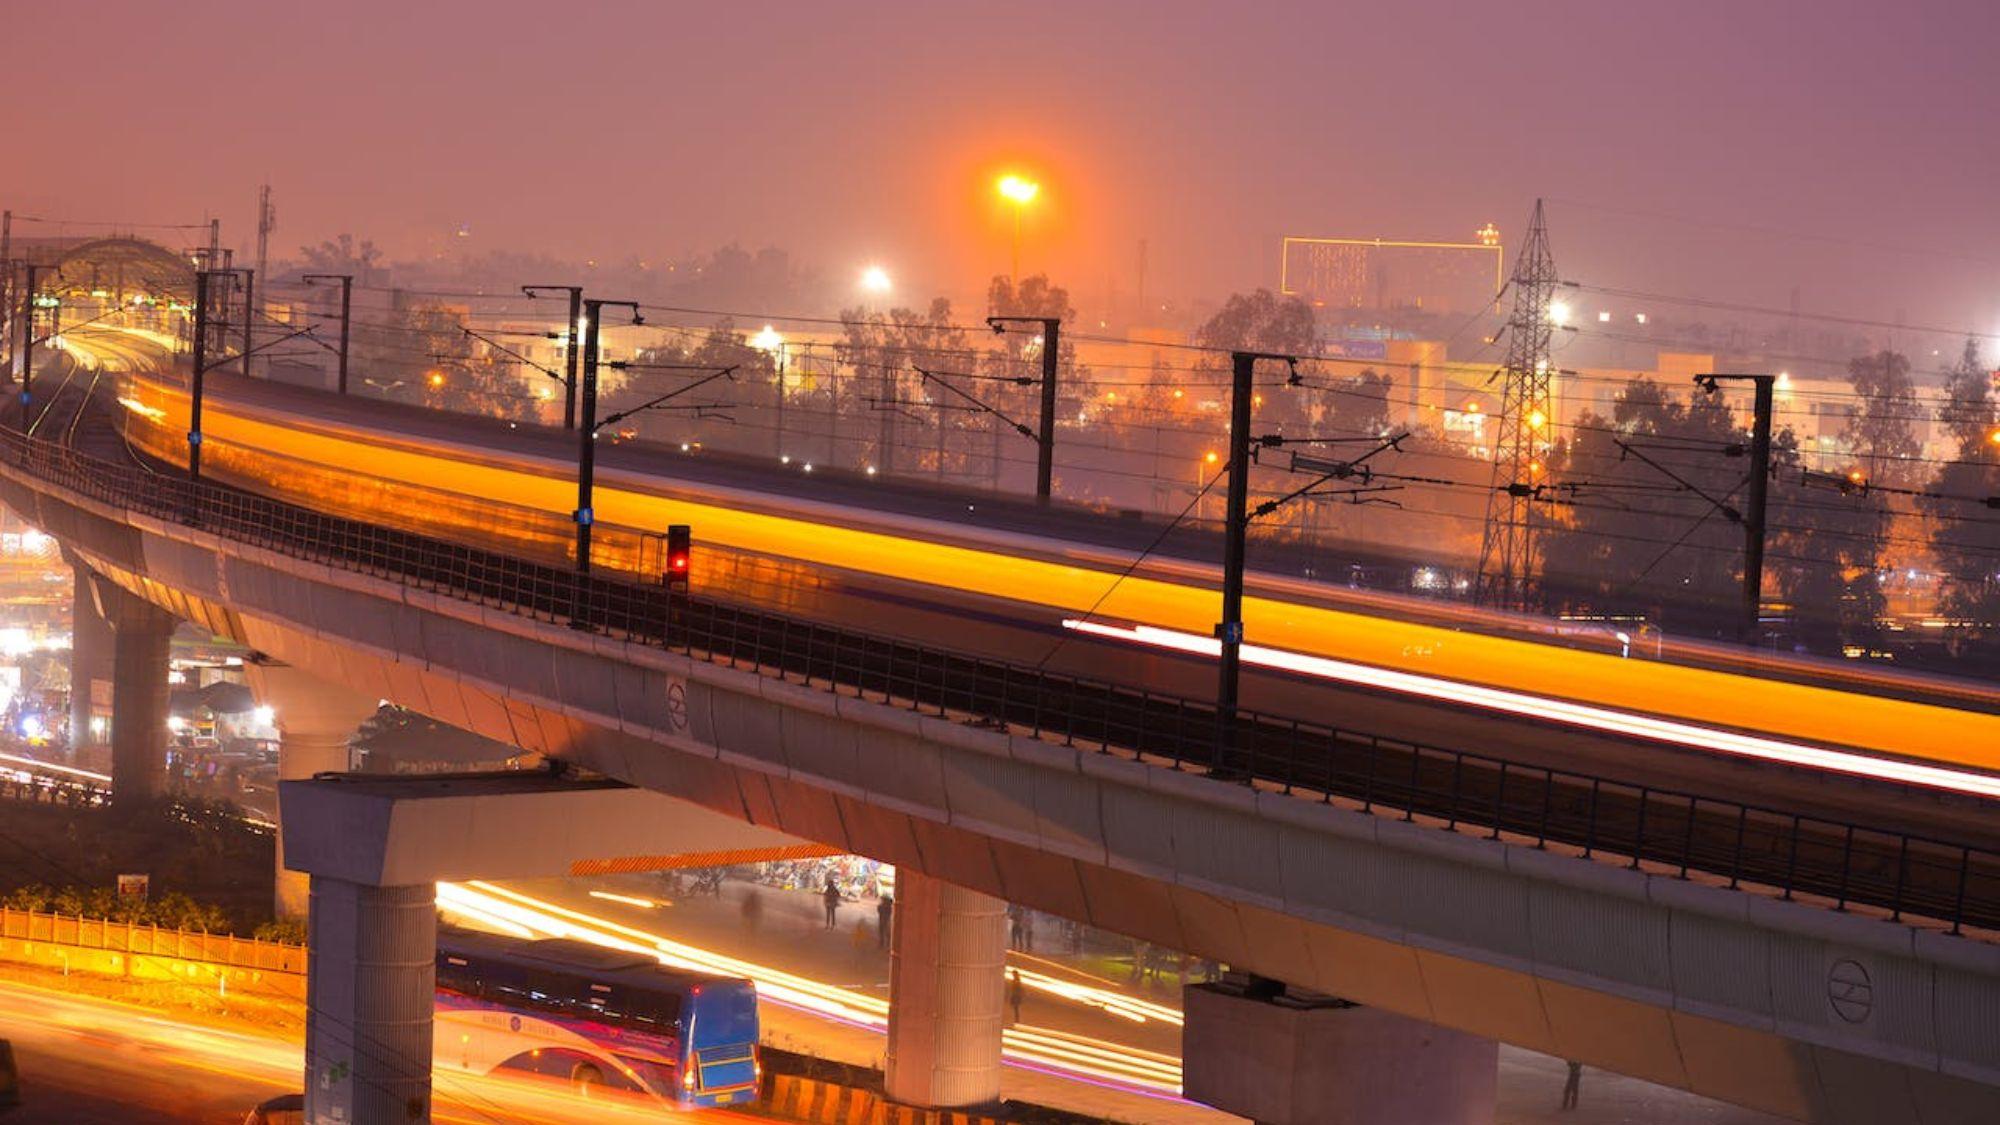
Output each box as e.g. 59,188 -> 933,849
68,562 -> 114,767
246,662 -> 380,919
83,573 -> 178,805
304,875 -> 435,1125
883,870 -> 1007,1108
1183,982 -> 1498,1125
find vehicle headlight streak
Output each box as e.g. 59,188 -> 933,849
1062,620 -> 2000,799
440,882 -> 1186,1096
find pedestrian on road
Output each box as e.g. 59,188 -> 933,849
740,889 -> 763,933
823,876 -> 842,929
876,893 -> 893,949
1006,968 -> 1024,1026
1562,1060 -> 1583,1110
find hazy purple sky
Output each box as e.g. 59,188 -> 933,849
7,2 -> 1998,332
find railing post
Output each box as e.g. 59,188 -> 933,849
1679,795 -> 1698,879
1727,804 -> 1748,890
1889,835 -> 1909,923
1951,846 -> 1970,936
1445,754 -> 1463,830
1582,778 -> 1602,859
1630,790 -> 1649,870
1782,814 -> 1803,901
1834,823 -> 1856,911
1490,761 -> 1508,840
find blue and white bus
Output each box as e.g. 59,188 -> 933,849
435,927 -> 761,1108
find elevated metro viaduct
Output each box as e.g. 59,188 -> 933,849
4,385 -> 1997,1122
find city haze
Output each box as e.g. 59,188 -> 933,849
5,1 -> 1998,327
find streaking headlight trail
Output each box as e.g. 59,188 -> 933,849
1063,619 -> 2000,800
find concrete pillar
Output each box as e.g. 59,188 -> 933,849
68,562 -> 114,766
245,662 -> 380,919
883,870 -> 1007,1108
304,876 -> 435,1125
1183,982 -> 1498,1125
82,575 -> 178,806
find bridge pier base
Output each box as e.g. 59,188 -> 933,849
85,574 -> 178,804
304,875 -> 435,1125
245,663 -> 378,918
1183,981 -> 1497,1125
68,561 -> 114,766
883,870 -> 1008,1109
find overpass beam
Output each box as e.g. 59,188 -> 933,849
304,875 -> 435,1125
883,870 -> 1008,1109
245,662 -> 379,918
1183,982 -> 1497,1125
67,561 -> 114,766
82,574 -> 178,805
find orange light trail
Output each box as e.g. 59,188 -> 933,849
114,373 -> 2000,777
1066,620 -> 2000,799
440,882 -> 1187,1095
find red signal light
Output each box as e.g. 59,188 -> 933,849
665,524 -> 691,591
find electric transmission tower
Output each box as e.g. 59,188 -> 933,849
1477,199 -> 1560,609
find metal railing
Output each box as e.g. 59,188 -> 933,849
0,906 -> 305,973
3,426 -> 1994,935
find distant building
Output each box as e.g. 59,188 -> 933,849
1280,226 -> 1504,315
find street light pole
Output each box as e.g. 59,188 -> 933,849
238,268 -> 254,378
189,270 -> 214,482
1696,373 -> 1777,646
302,274 -> 352,394
1216,351 -> 1293,767
524,285 -> 583,429
987,315 -> 1061,503
15,263 -> 46,431
573,297 -> 643,574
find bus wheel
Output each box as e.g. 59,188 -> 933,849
571,1063 -> 604,1097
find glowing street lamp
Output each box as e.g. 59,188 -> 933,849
997,174 -> 1040,281
859,265 -> 892,296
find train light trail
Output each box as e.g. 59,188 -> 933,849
1062,619 -> 2000,799
440,882 -> 1188,1096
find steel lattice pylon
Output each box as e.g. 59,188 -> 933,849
1477,200 -> 1559,608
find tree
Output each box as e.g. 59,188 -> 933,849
1192,289 -> 1316,356
297,234 -> 383,283
1842,350 -> 1921,488
838,299 -> 972,478
1328,369 -> 1394,435
1919,338 -> 2000,649
1538,380 -> 1748,634
1935,338 -> 1994,453
1769,434 -> 1889,650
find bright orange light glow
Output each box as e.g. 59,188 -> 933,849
1847,468 -> 1866,484
1988,428 -> 2000,446
1529,459 -> 1544,475
997,174 -> 1041,204
1528,409 -> 1547,429
1203,451 -> 1219,464
427,371 -> 446,388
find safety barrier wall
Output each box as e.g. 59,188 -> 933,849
0,907 -> 306,1000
